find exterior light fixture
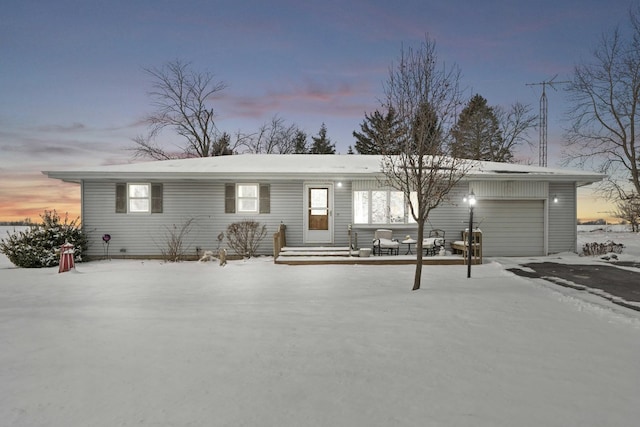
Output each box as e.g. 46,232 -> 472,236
553,195 -> 558,203
465,190 -> 476,278
337,182 -> 343,188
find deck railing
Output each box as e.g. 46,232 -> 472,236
273,223 -> 286,261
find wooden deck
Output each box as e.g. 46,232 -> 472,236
275,246 -> 473,266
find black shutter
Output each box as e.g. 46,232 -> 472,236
259,184 -> 270,214
116,183 -> 127,213
225,184 -> 235,213
151,183 -> 163,213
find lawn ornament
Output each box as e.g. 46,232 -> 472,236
102,234 -> 111,260
58,242 -> 75,273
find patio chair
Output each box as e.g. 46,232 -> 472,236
423,229 -> 446,256
372,229 -> 400,255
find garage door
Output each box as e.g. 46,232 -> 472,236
474,200 -> 544,257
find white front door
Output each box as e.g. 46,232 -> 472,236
303,183 -> 333,244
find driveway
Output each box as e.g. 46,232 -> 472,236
507,262 -> 640,310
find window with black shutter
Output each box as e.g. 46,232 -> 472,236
259,184 -> 270,214
115,183 -> 163,214
116,183 -> 127,213
151,183 -> 163,213
225,183 -> 236,213
225,183 -> 270,214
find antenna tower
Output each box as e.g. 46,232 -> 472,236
526,76 -> 569,167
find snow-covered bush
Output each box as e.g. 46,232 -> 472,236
0,210 -> 87,268
581,240 -> 624,256
225,220 -> 267,258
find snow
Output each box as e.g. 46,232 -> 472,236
1,226 -> 639,426
43,153 -> 604,184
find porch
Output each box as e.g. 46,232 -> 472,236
274,246 -> 474,266
272,224 -> 481,266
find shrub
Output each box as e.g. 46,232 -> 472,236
581,241 -> 625,256
225,220 -> 267,258
0,210 -> 88,268
158,218 -> 194,262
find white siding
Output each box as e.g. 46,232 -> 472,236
470,180 -> 548,199
81,178 -> 577,259
548,182 -> 577,254
82,181 -> 304,258
332,181 -> 353,247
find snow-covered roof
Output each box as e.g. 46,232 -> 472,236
43,154 -> 604,186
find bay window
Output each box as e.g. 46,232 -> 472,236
353,189 -> 417,225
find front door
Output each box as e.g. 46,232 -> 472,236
303,183 -> 333,244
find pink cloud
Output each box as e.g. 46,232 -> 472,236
0,174 -> 80,222
215,77 -> 374,122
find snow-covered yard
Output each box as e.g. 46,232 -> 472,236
1,226 -> 639,426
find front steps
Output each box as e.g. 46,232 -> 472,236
277,246 -> 354,258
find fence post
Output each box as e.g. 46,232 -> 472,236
273,224 -> 286,262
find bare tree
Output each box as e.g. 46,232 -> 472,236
382,37 -> 472,291
614,196 -> 640,231
238,115 -> 301,154
495,102 -> 537,161
564,7 -> 640,202
132,60 -> 234,160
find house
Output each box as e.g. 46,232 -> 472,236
43,154 -> 604,259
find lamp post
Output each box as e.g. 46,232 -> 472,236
463,190 -> 476,278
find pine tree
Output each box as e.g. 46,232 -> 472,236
353,108 -> 403,154
293,130 -> 308,154
212,132 -> 234,156
309,123 -> 336,154
451,94 -> 506,161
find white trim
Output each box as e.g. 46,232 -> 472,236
544,198 -> 549,255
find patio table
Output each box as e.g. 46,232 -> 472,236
402,238 -> 417,255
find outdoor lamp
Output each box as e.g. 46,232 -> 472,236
465,190 -> 476,278
553,195 -> 558,203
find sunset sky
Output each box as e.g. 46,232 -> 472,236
1,0 -> 634,223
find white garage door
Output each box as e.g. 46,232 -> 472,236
474,200 -> 544,257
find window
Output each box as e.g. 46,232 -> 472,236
129,184 -> 150,212
371,191 -> 388,223
237,184 -> 259,213
353,189 -> 416,224
353,191 -> 369,223
116,183 -> 163,214
389,191 -> 405,223
225,183 -> 270,214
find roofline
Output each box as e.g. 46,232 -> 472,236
43,169 -> 605,186
42,153 -> 605,186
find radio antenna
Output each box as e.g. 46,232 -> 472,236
526,75 -> 569,167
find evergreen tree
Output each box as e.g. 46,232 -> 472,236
353,108 -> 403,154
409,102 -> 441,154
212,132 -> 234,156
293,130 -> 308,154
309,123 -> 336,154
451,94 -> 506,161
